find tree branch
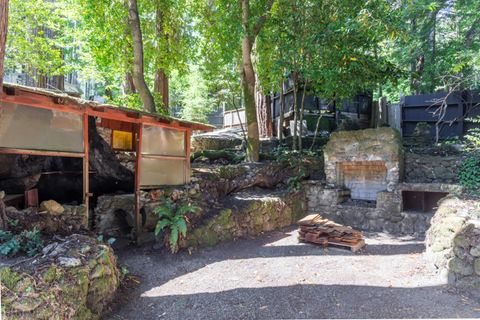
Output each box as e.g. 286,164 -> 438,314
251,0 -> 275,38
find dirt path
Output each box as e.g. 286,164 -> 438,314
106,228 -> 480,319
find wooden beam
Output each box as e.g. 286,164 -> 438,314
0,148 -> 84,158
140,154 -> 187,161
185,130 -> 191,184
134,123 -> 143,244
82,112 -> 90,228
1,93 -> 84,115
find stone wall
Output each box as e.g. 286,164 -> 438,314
425,197 -> 480,294
404,153 -> 462,183
0,234 -> 120,319
6,201 -> 88,235
309,204 -> 432,235
181,191 -> 304,249
304,181 -> 436,235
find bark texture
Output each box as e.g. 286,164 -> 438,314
0,0 -> 7,89
240,0 -> 274,162
127,0 -> 156,113
154,8 -> 169,112
255,75 -> 273,138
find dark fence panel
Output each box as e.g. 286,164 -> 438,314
400,91 -> 480,139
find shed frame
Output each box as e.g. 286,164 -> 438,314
0,84 -> 213,241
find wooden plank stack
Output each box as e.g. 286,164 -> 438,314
298,214 -> 365,252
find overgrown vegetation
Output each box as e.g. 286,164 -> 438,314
458,117 -> 480,196
154,197 -> 199,253
274,147 -> 323,192
0,228 -> 44,257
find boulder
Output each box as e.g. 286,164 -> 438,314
0,234 -> 120,319
191,127 -> 244,152
39,200 -> 65,215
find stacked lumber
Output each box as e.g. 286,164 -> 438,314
298,214 -> 365,252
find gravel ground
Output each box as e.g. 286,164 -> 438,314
106,227 -> 480,319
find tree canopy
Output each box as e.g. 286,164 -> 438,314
2,0 -> 480,158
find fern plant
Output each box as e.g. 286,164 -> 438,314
0,228 -> 43,257
154,197 -> 199,253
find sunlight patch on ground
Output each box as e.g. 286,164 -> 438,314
141,254 -> 445,298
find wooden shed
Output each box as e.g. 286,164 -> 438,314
0,84 -> 213,239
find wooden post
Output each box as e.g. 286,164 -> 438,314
82,112 -> 90,228
134,123 -> 143,242
184,129 -> 191,184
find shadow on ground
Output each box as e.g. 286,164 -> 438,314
106,227 -> 480,320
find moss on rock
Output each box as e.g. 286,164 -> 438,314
0,234 -> 120,319
183,191 -> 304,250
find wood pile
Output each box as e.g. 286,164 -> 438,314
298,214 -> 365,252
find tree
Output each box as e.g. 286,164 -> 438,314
127,0 -> 156,113
196,0 -> 275,161
240,0 -> 275,161
256,0 -> 401,149
0,0 -> 8,88
4,0 -> 72,89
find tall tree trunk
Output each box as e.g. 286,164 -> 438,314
429,11 -> 437,92
127,0 -> 156,113
292,71 -> 298,150
37,74 -> 47,89
278,79 -> 285,144
241,36 -> 260,162
239,0 -> 274,162
124,72 -> 136,94
298,81 -> 307,152
240,0 -> 259,162
265,94 -> 272,137
255,74 -> 272,138
154,69 -> 169,111
154,8 -> 169,112
0,0 -> 8,90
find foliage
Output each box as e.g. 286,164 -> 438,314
216,165 -> 247,180
4,0 -> 480,119
96,235 -> 116,246
275,147 -> 321,191
458,151 -> 480,196
464,117 -> 480,151
6,0 -> 76,79
382,0 -> 480,101
154,197 -> 199,253
286,171 -> 306,193
0,228 -> 44,257
458,117 -> 480,196
169,66 -> 217,122
256,0 -> 401,101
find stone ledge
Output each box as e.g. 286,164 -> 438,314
309,205 -> 432,235
181,191 -> 304,249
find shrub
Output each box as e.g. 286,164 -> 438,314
154,197 -> 199,253
0,228 -> 44,257
458,151 -> 480,196
458,117 -> 480,196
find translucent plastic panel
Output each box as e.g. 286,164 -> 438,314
0,102 -> 83,152
139,158 -> 185,186
141,125 -> 185,156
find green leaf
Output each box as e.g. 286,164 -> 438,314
154,219 -> 170,236
177,218 -> 187,237
169,227 -> 179,253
